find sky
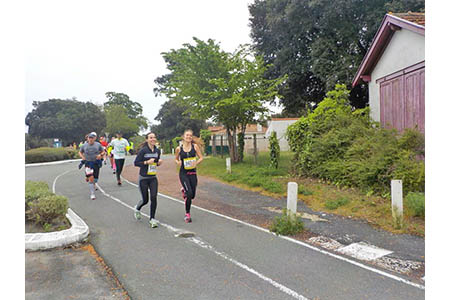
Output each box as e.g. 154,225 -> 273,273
25,0 -> 276,131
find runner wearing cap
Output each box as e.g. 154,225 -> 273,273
79,132 -> 104,200
109,131 -> 129,185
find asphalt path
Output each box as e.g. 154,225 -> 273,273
26,157 -> 425,300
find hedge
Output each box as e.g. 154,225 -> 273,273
287,84 -> 425,196
25,147 -> 80,164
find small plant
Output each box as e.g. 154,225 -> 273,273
269,131 -> 280,169
298,185 -> 313,196
406,192 -> 425,218
43,223 -> 52,232
27,194 -> 69,226
270,209 -> 304,235
325,197 -> 349,210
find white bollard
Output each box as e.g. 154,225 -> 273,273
226,157 -> 231,173
287,182 -> 298,218
391,180 -> 403,227
172,148 -> 174,155
161,149 -> 164,155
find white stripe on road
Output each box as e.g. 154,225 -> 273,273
52,170 -> 72,193
95,183 -> 308,300
121,177 -> 425,290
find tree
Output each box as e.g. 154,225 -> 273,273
104,105 -> 140,138
248,0 -> 425,114
104,92 -> 149,131
25,99 -> 106,143
155,39 -> 285,162
151,99 -> 206,141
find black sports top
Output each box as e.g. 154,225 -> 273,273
179,144 -> 197,173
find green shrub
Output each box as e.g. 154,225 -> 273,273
269,131 -> 280,169
172,136 -> 182,149
325,197 -> 350,210
220,173 -> 239,182
270,209 -> 304,235
25,181 -> 52,216
261,181 -> 284,194
406,192 -> 425,218
25,147 -> 77,164
286,84 -> 425,196
27,194 -> 69,226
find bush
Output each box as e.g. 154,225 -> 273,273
27,194 -> 69,226
25,181 -> 52,216
286,84 -> 425,196
298,185 -> 313,196
269,131 -> 280,169
406,192 -> 425,218
270,209 -> 304,235
25,147 -> 79,164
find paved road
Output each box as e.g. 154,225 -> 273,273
26,157 -> 425,300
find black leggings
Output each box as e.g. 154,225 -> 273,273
115,159 -> 125,181
179,172 -> 197,214
137,177 -> 158,219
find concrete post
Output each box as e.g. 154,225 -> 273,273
287,182 -> 298,219
226,157 -> 231,173
172,148 -> 174,155
391,180 -> 403,228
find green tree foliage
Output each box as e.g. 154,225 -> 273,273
25,99 -> 106,143
151,99 -> 206,141
104,92 -> 149,131
248,0 -> 425,114
154,38 -> 285,162
200,129 -> 212,149
269,131 -> 280,168
286,84 -> 424,195
105,105 -> 140,138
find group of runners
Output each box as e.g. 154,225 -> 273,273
78,129 -> 203,226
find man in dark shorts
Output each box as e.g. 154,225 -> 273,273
79,132 -> 105,200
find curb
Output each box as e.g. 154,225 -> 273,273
25,208 -> 89,251
25,159 -> 80,167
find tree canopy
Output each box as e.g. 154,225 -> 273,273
25,98 -> 106,143
154,38 -> 285,162
104,105 -> 140,139
104,92 -> 149,132
248,0 -> 425,115
151,99 -> 206,141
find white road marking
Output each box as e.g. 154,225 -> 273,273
95,183 -> 308,300
121,177 -> 425,290
337,242 -> 393,261
52,170 -> 72,193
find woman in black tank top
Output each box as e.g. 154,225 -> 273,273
175,129 -> 204,223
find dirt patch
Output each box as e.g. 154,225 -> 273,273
25,217 -> 71,233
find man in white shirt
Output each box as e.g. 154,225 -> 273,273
109,131 -> 129,185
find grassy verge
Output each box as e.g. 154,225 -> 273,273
197,152 -> 424,236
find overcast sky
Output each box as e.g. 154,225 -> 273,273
25,0 -> 273,129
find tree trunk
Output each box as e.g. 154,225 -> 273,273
212,134 -> 217,156
226,127 -> 238,163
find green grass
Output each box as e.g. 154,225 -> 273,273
198,151 -> 293,197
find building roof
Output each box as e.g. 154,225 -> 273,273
207,124 -> 267,135
271,118 -> 299,121
352,12 -> 425,87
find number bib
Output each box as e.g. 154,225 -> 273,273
85,167 -> 94,176
183,157 -> 196,170
147,163 -> 157,175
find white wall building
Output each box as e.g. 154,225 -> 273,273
264,118 -> 299,151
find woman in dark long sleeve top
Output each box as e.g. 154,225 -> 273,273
133,132 -> 162,228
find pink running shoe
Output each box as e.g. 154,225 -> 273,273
184,213 -> 192,223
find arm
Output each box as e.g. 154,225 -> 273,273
79,146 -> 86,161
134,149 -> 146,167
175,147 -> 181,166
194,144 -> 203,166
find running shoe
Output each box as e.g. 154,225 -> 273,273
134,206 -> 141,220
117,180 -> 122,186
184,213 -> 192,223
90,194 -> 96,200
149,219 -> 158,228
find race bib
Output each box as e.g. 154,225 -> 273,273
85,167 -> 94,176
147,163 -> 157,175
183,157 -> 196,170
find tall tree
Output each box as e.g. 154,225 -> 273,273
151,99 -> 207,141
248,0 -> 425,114
104,92 -> 149,131
104,105 -> 140,138
154,39 -> 284,162
25,99 -> 106,143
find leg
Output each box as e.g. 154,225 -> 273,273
136,179 -> 150,211
115,159 -> 124,183
149,178 -> 158,219
179,172 -> 192,214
